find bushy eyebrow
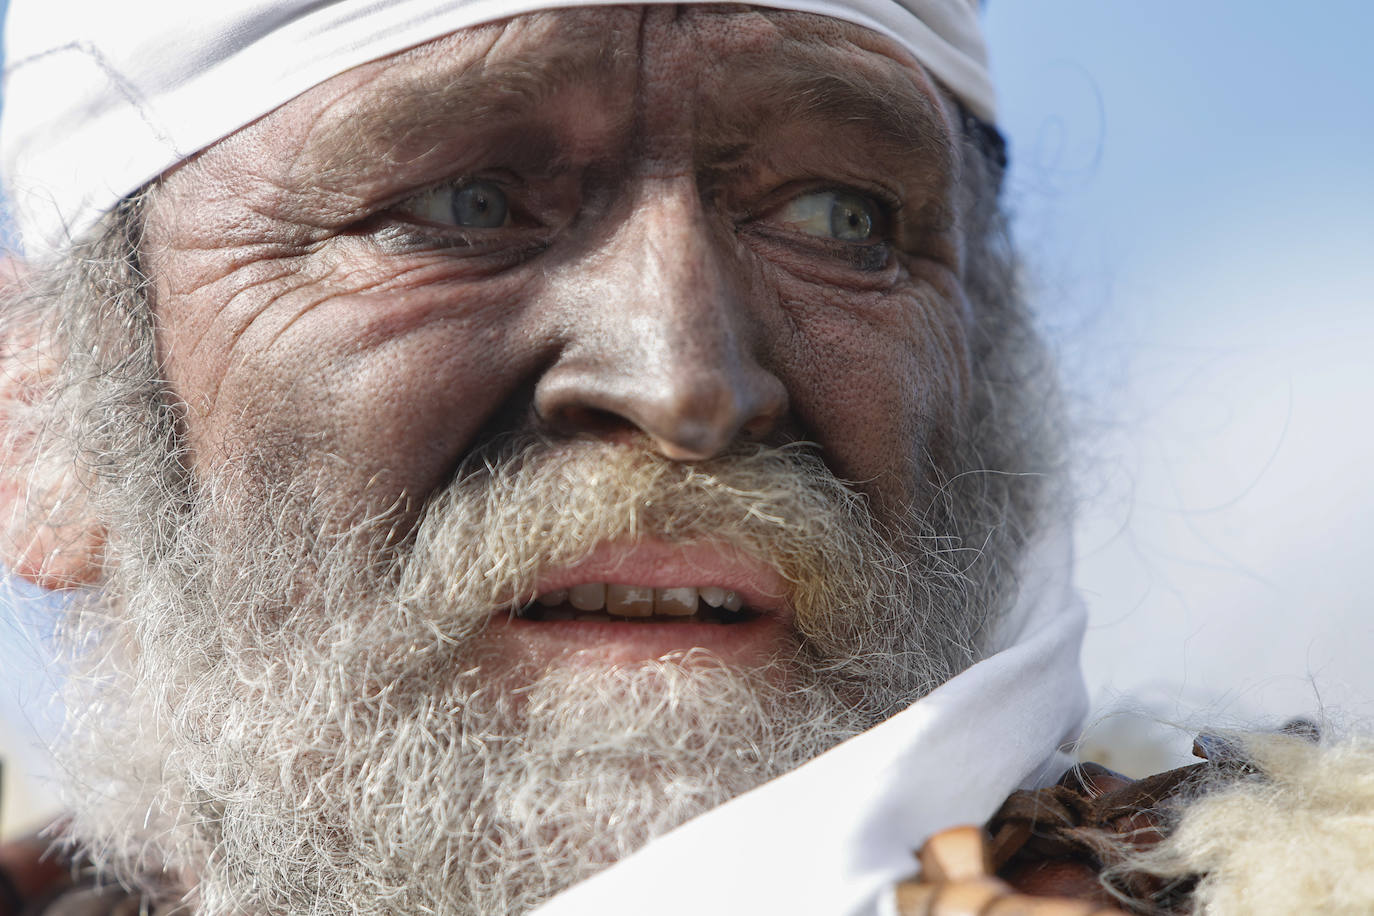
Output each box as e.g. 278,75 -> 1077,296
699,50 -> 956,175
300,41 -> 629,186
783,69 -> 954,161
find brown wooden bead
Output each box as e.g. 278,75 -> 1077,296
918,825 -> 994,883
893,880 -> 939,916
931,878 -> 1012,915
983,894 -> 1111,915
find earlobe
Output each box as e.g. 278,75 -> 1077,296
0,469 -> 106,589
0,258 -> 106,590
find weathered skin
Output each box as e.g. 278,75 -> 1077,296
142,6 -> 974,664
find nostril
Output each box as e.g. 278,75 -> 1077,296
738,413 -> 775,443
541,404 -> 640,441
736,375 -> 789,444
533,349 -> 789,460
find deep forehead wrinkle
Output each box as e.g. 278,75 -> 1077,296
700,42 -> 955,173
271,7 -> 955,209
304,27 -> 636,177
623,5 -> 700,170
778,67 -> 952,163
623,6 -> 953,174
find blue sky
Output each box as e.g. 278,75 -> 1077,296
989,2 -> 1371,333
987,2 -> 1374,757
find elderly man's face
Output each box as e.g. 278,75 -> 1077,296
35,7 -> 1018,914
144,5 -> 968,662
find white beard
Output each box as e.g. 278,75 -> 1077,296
54,438 -> 995,915
174,654 -> 869,915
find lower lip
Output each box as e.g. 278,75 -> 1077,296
485,612 -> 794,667
476,540 -> 798,665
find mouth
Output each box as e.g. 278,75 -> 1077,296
517,583 -> 757,624
488,541 -> 792,663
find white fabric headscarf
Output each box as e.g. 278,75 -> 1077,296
1,0 -> 992,260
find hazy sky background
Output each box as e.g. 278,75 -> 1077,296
986,2 -> 1374,766
3,3 -> 1373,832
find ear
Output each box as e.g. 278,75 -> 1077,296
0,257 -> 105,590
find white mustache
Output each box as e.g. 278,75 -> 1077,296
381,437 -> 897,646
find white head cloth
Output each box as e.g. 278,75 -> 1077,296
1,0 -> 992,260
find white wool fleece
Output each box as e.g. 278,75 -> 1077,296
1129,733 -> 1374,915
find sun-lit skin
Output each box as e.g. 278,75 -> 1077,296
143,6 -> 975,663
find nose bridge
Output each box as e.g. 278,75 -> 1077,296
535,178 -> 787,460
631,182 -> 736,363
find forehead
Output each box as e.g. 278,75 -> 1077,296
189,6 -> 955,203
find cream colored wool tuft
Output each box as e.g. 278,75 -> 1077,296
1129,733 -> 1374,915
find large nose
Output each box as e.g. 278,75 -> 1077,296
534,181 -> 787,461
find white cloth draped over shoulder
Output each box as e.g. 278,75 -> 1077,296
534,524 -> 1087,916
0,0 -> 992,261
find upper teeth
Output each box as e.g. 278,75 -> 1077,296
533,584 -> 743,616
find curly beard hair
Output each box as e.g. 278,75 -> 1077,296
2,128 -> 1065,915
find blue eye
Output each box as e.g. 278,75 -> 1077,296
773,190 -> 880,242
450,181 -> 509,228
402,179 -> 511,229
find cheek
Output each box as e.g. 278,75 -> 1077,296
162,270 -> 542,514
770,278 -> 970,507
